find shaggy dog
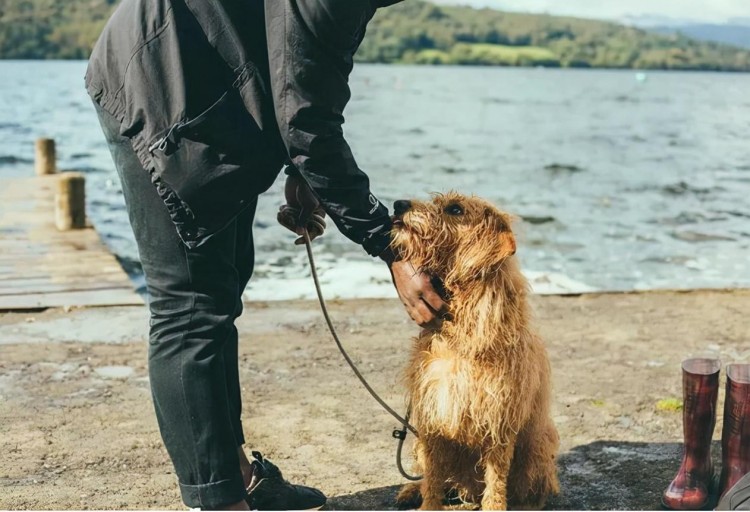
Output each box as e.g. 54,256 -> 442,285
390,193 -> 559,511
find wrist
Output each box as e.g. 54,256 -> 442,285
378,246 -> 398,266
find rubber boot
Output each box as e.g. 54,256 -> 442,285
719,364 -> 750,501
663,358 -> 721,510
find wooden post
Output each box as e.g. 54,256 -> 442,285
55,173 -> 86,230
35,138 -> 57,176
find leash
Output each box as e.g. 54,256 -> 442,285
301,229 -> 423,481
393,404 -> 422,481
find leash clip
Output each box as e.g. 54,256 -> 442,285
392,428 -> 407,440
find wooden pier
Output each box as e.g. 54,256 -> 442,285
0,139 -> 142,310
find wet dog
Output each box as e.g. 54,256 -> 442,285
391,193 -> 559,510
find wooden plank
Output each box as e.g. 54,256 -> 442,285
0,289 -> 144,309
0,239 -> 106,249
0,252 -> 112,260
0,243 -> 116,253
0,255 -> 123,264
0,281 -> 134,296
0,274 -> 133,291
0,264 -> 125,276
0,174 -> 142,310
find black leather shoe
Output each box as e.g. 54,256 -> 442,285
245,452 -> 326,511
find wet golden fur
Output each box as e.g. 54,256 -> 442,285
391,193 -> 559,510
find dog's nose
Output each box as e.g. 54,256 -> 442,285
393,200 -> 412,216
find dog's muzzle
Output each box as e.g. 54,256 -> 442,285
393,200 -> 412,216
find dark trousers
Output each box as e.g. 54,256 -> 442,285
95,103 -> 256,508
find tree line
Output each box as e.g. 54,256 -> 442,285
1,0 -> 749,71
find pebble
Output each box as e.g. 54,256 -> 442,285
75,365 -> 92,377
618,416 -> 634,428
94,366 -> 134,379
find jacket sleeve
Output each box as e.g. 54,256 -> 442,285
265,0 -> 392,257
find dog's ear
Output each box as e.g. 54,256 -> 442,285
485,208 -> 516,263
451,209 -> 516,280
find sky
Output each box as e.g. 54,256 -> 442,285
434,0 -> 750,25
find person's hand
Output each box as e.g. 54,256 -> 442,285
387,259 -> 450,329
277,174 -> 326,245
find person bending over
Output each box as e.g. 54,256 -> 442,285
86,0 -> 448,509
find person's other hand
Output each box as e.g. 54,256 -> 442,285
388,259 -> 450,329
277,174 -> 326,245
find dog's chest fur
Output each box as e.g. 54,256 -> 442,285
410,334 -> 519,443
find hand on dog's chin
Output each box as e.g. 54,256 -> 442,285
387,259 -> 449,330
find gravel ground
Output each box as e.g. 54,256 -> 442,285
1,290 -> 748,510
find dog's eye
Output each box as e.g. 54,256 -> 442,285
444,204 -> 464,216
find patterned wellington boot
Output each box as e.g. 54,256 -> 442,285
718,364 -> 750,503
663,358 -> 721,510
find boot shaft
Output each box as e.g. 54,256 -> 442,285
681,359 -> 721,457
723,365 -> 750,428
662,359 -> 721,510
720,364 -> 750,499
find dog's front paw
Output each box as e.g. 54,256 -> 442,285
395,483 -> 422,510
481,495 -> 507,511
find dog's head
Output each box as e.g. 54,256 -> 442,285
390,193 -> 516,283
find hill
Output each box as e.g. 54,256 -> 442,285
0,0 -> 117,59
358,2 -> 750,70
1,0 -> 749,71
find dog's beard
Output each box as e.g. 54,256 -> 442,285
391,214 -> 457,277
391,231 -> 451,280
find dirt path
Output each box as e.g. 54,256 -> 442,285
1,290 -> 748,510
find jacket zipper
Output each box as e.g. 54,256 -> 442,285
148,90 -> 230,154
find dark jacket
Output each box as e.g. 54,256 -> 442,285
86,0 -> 400,256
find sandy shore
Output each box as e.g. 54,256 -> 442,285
1,290 -> 748,510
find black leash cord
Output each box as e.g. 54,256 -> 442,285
393,407 -> 423,481
302,230 -> 423,481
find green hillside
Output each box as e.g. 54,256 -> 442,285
1,0 -> 749,71
358,2 -> 750,70
0,0 -> 117,59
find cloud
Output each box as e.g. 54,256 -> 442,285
434,0 -> 749,24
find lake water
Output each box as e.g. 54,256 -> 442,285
1,61 -> 749,299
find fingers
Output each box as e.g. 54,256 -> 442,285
419,287 -> 449,319
411,269 -> 449,322
279,205 -> 326,243
397,284 -> 442,328
403,300 -> 442,329
277,205 -> 298,232
390,260 -> 452,328
306,213 -> 326,237
413,300 -> 441,329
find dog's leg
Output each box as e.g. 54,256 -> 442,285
481,438 -> 516,510
417,437 -> 457,511
507,416 -> 560,509
397,440 -> 484,509
396,437 -> 424,509
395,482 -> 422,510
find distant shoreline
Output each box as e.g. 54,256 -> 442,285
3,1 -> 749,71
2,59 -> 750,74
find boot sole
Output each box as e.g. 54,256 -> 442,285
661,474 -> 719,510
